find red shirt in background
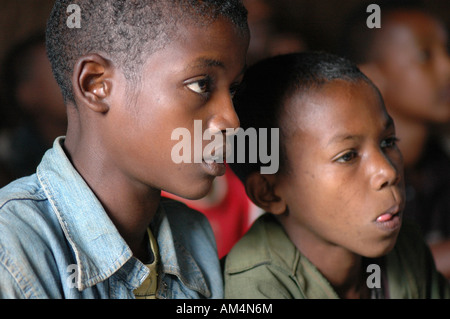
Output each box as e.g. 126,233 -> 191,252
162,166 -> 261,259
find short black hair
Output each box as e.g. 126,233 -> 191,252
338,0 -> 428,64
46,0 -> 248,104
229,51 -> 375,183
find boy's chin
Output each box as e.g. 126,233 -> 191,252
362,237 -> 399,259
165,181 -> 214,201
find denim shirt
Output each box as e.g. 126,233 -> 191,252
0,137 -> 223,299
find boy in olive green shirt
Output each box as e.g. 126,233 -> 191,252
225,52 -> 450,299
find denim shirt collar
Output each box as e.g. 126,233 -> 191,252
151,208 -> 211,298
36,137 -> 210,296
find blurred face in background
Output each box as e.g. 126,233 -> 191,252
373,10 -> 450,124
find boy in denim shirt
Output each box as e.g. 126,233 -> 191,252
225,52 -> 450,298
0,0 -> 249,298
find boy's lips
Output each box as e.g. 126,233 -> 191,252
373,204 -> 402,232
203,148 -> 225,164
376,205 -> 400,222
202,159 -> 226,177
202,140 -> 232,164
201,143 -> 228,177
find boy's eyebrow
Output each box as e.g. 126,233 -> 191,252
327,134 -> 362,147
185,57 -> 247,76
186,58 -> 226,70
326,116 -> 395,146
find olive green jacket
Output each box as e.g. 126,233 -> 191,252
224,214 -> 450,299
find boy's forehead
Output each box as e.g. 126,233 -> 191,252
168,9 -> 249,40
131,17 -> 249,95
283,80 -> 383,135
136,17 -> 248,71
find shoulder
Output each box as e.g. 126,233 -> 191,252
224,214 -> 301,298
0,175 -> 65,298
0,174 -> 47,207
225,214 -> 273,274
225,213 -> 297,273
0,175 -> 55,234
0,175 -> 53,234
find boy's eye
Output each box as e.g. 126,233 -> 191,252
381,136 -> 399,149
185,77 -> 211,95
335,150 -> 358,163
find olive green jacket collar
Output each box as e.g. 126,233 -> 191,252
225,214 -> 450,299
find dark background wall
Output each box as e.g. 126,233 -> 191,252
265,0 -> 449,53
1,0 -> 448,67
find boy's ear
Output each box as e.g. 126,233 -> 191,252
73,54 -> 112,113
358,62 -> 387,94
245,172 -> 287,215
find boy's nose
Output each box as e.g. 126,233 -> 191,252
209,91 -> 240,132
369,151 -> 401,191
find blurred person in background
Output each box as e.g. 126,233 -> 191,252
243,0 -> 307,65
0,33 -> 67,185
339,0 -> 450,278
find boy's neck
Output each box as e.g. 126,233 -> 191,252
64,127 -> 161,263
309,247 -> 369,299
282,221 -> 370,299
